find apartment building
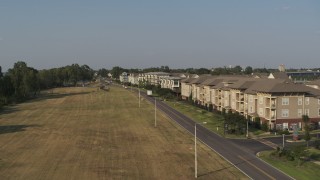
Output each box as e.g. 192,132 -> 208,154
189,75 -> 213,103
181,78 -> 196,100
141,72 -> 170,86
160,76 -> 182,93
181,75 -> 320,130
119,72 -> 129,83
128,73 -> 139,85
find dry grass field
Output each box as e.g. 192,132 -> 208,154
0,86 -> 247,180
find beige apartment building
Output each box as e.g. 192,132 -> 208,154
181,78 -> 196,100
160,77 -> 182,93
141,72 -> 170,86
128,73 -> 139,85
181,75 -> 320,130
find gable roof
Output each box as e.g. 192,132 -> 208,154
243,79 -> 320,94
306,79 -> 320,86
268,72 -> 289,80
188,75 -> 212,85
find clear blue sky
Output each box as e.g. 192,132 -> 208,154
1,0 -> 319,71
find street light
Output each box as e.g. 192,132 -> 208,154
154,97 -> 157,128
138,82 -> 141,108
195,122 -> 206,178
246,119 -> 249,138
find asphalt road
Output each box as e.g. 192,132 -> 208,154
264,134 -> 320,148
133,89 -> 293,180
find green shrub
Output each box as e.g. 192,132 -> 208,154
277,129 -> 290,135
261,122 -> 269,131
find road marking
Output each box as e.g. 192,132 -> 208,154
255,139 -> 278,149
238,155 -> 276,180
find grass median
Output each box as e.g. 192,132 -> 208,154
259,148 -> 320,180
163,100 -> 247,138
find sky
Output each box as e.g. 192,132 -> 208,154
0,0 -> 320,71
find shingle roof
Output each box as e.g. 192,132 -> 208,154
188,75 -> 212,85
269,72 -> 289,79
229,80 -> 258,90
243,79 -> 320,94
144,72 -> 170,75
251,73 -> 269,79
306,79 -> 320,86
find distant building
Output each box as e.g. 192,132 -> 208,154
128,73 -> 139,85
119,72 -> 129,83
279,64 -> 286,72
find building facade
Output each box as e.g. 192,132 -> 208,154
180,75 -> 320,130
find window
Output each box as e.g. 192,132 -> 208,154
259,96 -> 263,104
298,109 -> 302,117
282,98 -> 289,105
249,95 -> 253,103
298,98 -> 302,105
283,123 -> 288,130
305,97 -> 310,105
249,106 -> 253,113
259,108 -> 264,116
281,109 -> 289,117
305,109 -> 309,116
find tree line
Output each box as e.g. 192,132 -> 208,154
107,65 -> 277,80
0,61 -> 94,108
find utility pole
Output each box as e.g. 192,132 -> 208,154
138,83 -> 141,108
195,123 -> 197,178
154,97 -> 157,128
246,120 -> 249,138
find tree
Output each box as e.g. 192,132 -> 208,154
8,61 -> 28,97
160,66 -> 170,72
7,61 -> 40,98
195,68 -> 210,74
211,67 -> 230,75
253,68 -> 269,73
232,65 -> 242,74
22,67 -> 40,96
0,66 -> 14,106
111,66 -> 124,79
254,117 -> 261,129
261,121 -> 269,132
244,66 -> 253,74
97,68 -> 109,77
302,115 -> 311,147
0,66 -> 3,78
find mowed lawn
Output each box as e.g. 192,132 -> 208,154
0,86 -> 247,180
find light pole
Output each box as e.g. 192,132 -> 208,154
154,97 -> 157,128
195,123 -> 197,178
282,134 -> 285,148
194,122 -> 206,178
138,83 -> 141,108
246,120 -> 249,138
